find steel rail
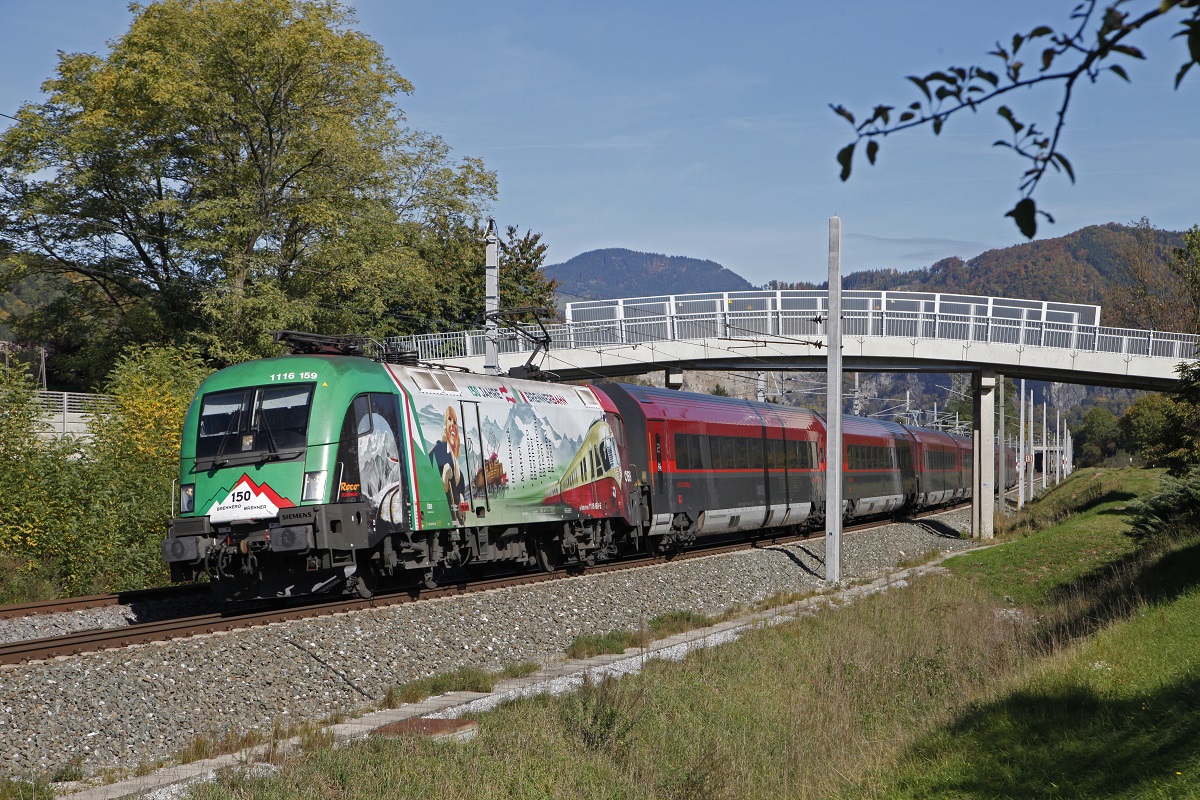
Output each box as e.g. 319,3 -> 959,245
0,584 -> 211,621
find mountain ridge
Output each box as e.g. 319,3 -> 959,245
545,248 -> 754,301
551,224 -> 1186,330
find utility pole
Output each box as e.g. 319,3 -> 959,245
1028,388 -> 1036,502
483,219 -> 500,375
757,371 -> 766,404
1017,379 -> 1026,509
825,216 -> 843,584
1056,409 -> 1062,484
997,376 -> 1006,514
1042,401 -> 1048,491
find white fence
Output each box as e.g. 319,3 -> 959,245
35,391 -> 115,437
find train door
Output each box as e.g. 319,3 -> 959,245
646,418 -> 671,535
458,400 -> 490,518
647,419 -> 667,498
336,393 -> 410,537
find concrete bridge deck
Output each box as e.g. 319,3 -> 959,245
390,290 -> 1195,388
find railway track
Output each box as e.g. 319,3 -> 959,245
0,503 -> 974,666
0,583 -> 211,620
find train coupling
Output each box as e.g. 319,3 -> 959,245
162,523 -> 315,564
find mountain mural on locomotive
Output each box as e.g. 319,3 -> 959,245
389,366 -> 623,529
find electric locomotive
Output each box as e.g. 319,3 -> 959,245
162,340 -> 998,601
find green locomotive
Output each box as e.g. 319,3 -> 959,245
162,337 -> 636,600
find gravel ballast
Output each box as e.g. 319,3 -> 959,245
0,510 -> 974,779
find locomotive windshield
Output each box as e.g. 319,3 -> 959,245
195,384 -> 315,464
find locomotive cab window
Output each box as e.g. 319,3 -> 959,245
196,383 -> 315,463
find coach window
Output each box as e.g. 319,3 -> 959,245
719,437 -> 735,469
674,434 -> 689,469
733,438 -> 748,469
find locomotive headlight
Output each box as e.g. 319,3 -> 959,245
179,483 -> 195,514
302,470 -> 328,503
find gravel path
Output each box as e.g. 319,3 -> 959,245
0,509 -> 974,780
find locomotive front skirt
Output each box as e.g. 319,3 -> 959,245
163,354 -> 1011,600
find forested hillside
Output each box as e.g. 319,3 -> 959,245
840,223 -> 1186,328
546,248 -> 753,301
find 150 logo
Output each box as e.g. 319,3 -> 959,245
207,474 -> 295,523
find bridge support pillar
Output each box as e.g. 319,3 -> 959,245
664,367 -> 684,390
972,370 -> 996,539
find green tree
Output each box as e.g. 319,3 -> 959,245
1167,224 -> 1200,330
832,0 -> 1200,238
1108,218 -> 1194,331
1,0 -> 496,378
1120,391 -> 1198,471
1074,406 -> 1121,466
412,220 -> 558,333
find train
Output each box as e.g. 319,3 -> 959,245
162,340 -> 1016,600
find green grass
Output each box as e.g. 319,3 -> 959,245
382,661 -> 544,707
388,666 -> 497,706
954,467 -> 1162,606
564,629 -> 638,660
0,777 -> 53,800
180,467 -> 1200,800
878,554 -> 1200,798
564,611 -> 718,659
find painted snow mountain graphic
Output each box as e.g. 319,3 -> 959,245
207,474 -> 295,523
416,400 -> 592,490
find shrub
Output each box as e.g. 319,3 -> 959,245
0,346 -> 209,597
1126,465 -> 1200,540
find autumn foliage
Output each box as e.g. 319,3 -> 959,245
0,346 -> 208,599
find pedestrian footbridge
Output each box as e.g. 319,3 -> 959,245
392,290 -> 1197,389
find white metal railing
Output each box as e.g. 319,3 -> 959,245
386,290 -> 1198,366
34,391 -> 115,436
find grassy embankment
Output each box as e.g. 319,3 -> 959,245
7,466 -> 1192,799
172,466 -> 1200,799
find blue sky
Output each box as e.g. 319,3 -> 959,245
1,0 -> 1197,288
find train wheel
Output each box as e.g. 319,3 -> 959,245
534,535 -> 559,573
349,573 -> 374,599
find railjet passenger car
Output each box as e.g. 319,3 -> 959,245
163,346 -> 1012,600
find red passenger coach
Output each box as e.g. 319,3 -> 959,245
591,383 -> 825,547
907,426 -> 969,508
840,416 -> 915,519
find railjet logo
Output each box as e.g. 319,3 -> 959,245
466,384 -> 517,403
207,474 -> 295,523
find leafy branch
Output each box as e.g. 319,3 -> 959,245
831,0 -> 1200,238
